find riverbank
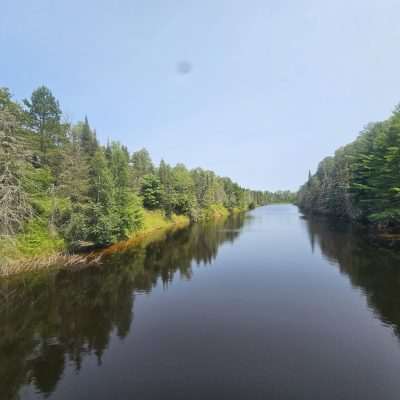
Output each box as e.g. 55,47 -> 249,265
0,206 -> 248,277
299,207 -> 400,250
0,211 -> 190,277
6,205 -> 400,400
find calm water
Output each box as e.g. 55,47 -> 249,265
2,204 -> 400,400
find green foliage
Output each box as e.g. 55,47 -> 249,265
77,144 -> 144,246
141,210 -> 189,231
198,204 -> 230,220
78,116 -> 98,156
131,148 -> 154,175
141,174 -> 162,209
108,142 -> 143,240
248,202 -> 256,210
167,164 -> 197,216
16,218 -> 64,257
63,205 -> 88,246
89,149 -> 114,206
23,86 -> 64,155
85,202 -> 119,245
298,104 -> 400,230
126,192 -> 144,231
57,139 -> 89,204
1,84 -> 290,259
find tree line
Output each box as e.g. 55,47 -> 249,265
297,103 -> 400,230
0,86 -> 294,254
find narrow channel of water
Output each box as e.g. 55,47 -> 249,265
2,205 -> 400,400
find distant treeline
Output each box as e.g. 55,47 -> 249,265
0,86 -> 294,256
297,103 -> 400,231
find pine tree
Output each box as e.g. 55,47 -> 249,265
141,174 -> 162,209
85,149 -> 117,244
23,86 -> 63,155
79,116 -> 98,156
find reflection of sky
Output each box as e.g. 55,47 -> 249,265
2,0 -> 400,190
8,205 -> 400,400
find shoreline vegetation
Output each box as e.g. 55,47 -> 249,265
0,207 -> 251,277
0,211 -> 190,277
0,85 -> 295,277
297,102 -> 400,235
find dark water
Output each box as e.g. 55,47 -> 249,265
2,204 -> 400,400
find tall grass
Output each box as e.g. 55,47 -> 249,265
0,211 -> 190,277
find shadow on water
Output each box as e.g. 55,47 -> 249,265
303,214 -> 400,336
0,214 -> 247,400
3,208 -> 400,400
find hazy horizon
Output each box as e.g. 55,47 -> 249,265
2,0 -> 400,191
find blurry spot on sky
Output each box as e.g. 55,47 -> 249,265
177,61 -> 192,75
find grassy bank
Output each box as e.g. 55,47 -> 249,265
100,211 -> 190,257
0,211 -> 190,277
197,204 -> 231,220
0,205 -> 251,277
142,210 -> 190,231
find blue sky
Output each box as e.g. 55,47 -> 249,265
1,0 -> 400,191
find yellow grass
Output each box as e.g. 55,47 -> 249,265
0,211 -> 190,278
101,211 -> 190,256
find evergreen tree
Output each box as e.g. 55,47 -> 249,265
79,116 -> 98,156
298,103 -> 400,229
0,84 -> 284,254
85,149 -> 117,244
141,174 -> 162,210
23,86 -> 63,155
130,148 -> 154,189
58,128 -> 89,204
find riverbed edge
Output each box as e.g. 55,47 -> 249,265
0,207 -> 247,278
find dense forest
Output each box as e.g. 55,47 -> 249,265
0,86 -> 294,262
297,104 -> 400,231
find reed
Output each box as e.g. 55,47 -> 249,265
0,252 -> 103,277
0,213 -> 190,277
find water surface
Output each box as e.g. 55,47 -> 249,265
2,205 -> 400,400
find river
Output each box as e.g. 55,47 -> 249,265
2,204 -> 400,400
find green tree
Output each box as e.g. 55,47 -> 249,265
23,86 -> 63,155
141,174 -> 162,209
75,116 -> 98,157
58,128 -> 89,204
298,103 -> 400,229
85,149 -> 117,244
109,142 -> 140,238
130,148 -> 154,189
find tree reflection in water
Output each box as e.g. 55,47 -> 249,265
304,215 -> 400,338
0,214 -> 247,400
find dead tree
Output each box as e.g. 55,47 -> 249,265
0,110 -> 32,236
